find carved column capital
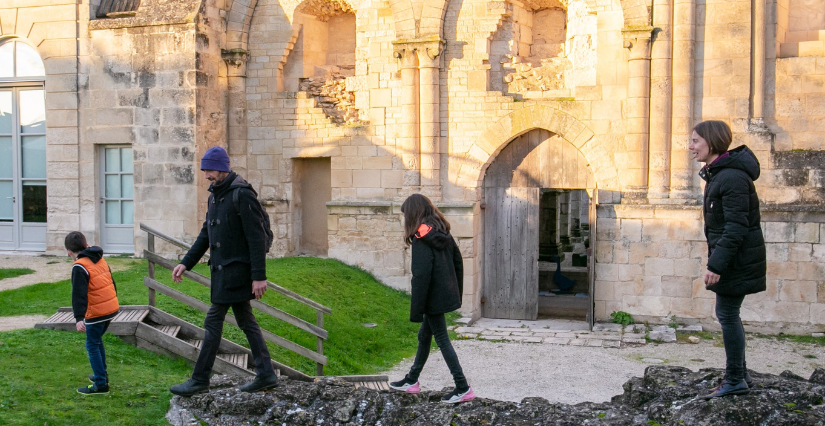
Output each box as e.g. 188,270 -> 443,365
392,37 -> 445,68
621,27 -> 654,61
221,48 -> 249,77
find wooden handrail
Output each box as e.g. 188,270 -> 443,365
139,223 -> 331,314
140,223 -> 209,260
144,277 -> 327,365
143,251 -> 328,340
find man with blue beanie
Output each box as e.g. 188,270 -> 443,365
169,146 -> 279,396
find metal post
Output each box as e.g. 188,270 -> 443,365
147,233 -> 156,307
316,310 -> 324,376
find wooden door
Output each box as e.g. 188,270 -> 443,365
483,187 -> 540,319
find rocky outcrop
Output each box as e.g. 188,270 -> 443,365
167,367 -> 825,425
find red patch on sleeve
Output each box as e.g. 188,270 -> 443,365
415,224 -> 432,238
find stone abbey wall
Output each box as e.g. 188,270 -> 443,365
3,0 -> 825,332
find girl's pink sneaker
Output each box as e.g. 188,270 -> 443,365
389,377 -> 420,394
441,386 -> 475,403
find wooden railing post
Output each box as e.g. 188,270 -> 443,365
147,233 -> 156,307
316,310 -> 324,376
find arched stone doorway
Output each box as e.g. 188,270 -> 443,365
482,128 -> 596,321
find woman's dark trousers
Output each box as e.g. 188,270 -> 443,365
407,313 -> 468,390
191,301 -> 277,383
716,294 -> 747,384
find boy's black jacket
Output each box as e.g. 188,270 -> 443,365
700,145 -> 766,296
409,226 -> 464,322
71,246 -> 118,322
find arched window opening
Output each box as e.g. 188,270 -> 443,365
0,38 -> 47,251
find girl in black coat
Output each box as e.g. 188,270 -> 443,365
388,194 -> 476,404
689,120 -> 766,400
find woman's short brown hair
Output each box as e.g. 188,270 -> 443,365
693,120 -> 733,155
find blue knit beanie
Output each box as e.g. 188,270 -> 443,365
200,146 -> 230,172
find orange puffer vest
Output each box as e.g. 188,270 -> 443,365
74,257 -> 119,319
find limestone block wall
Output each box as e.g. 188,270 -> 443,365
595,204 -> 825,333
0,0 -> 83,251
81,0 -> 210,257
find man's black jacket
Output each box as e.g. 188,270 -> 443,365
181,172 -> 269,304
409,226 -> 464,322
700,145 -> 766,297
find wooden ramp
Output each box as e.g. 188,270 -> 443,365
35,305 -> 388,389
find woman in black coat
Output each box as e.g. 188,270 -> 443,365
689,120 -> 766,399
388,194 -> 475,404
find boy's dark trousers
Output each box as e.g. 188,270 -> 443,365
86,320 -> 111,388
191,301 -> 277,383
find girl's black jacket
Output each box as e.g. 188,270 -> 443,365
409,226 -> 464,322
700,145 -> 766,297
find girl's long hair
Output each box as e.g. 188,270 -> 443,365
401,194 -> 451,245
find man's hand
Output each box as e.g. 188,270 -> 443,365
172,264 -> 187,283
704,270 -> 720,287
252,280 -> 267,300
76,321 -> 86,332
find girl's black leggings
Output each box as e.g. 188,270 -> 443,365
407,313 -> 468,390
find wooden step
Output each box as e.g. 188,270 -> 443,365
42,311 -> 75,324
217,353 -> 248,369
185,339 -> 203,349
155,325 -> 181,337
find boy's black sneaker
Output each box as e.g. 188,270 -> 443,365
240,375 -> 279,392
170,379 -> 210,397
77,384 -> 109,396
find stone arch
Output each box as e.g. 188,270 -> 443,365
419,0 -> 449,37
459,104 -> 620,190
388,0 -> 417,38
225,0 -> 260,51
619,0 -> 651,27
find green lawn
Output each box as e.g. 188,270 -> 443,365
0,257 -> 425,375
0,268 -> 35,280
0,328 -> 193,426
0,256 -> 434,425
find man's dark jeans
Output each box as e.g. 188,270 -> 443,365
191,301 -> 277,384
407,313 -> 468,390
716,294 -> 748,384
86,320 -> 111,388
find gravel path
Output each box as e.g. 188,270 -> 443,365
381,336 -> 823,404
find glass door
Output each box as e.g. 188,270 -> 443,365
0,86 -> 46,251
100,146 -> 135,254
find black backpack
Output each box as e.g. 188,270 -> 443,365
233,188 -> 274,253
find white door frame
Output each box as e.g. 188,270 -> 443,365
0,85 -> 47,251
99,145 -> 135,254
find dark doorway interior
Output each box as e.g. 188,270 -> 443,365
537,189 -> 591,320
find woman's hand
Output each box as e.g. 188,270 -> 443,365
704,270 -> 720,286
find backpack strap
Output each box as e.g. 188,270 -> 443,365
233,187 -> 241,216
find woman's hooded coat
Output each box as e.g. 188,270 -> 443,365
700,145 -> 767,297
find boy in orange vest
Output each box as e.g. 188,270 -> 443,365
65,231 -> 119,395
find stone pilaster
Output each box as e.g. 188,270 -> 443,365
416,40 -> 444,202
622,27 -> 654,202
392,42 -> 420,196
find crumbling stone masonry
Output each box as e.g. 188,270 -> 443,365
3,0 -> 825,332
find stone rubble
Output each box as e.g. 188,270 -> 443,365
298,71 -> 363,125
167,367 -> 825,425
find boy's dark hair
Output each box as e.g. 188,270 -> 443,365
64,231 -> 87,253
401,193 -> 451,246
693,120 -> 733,155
